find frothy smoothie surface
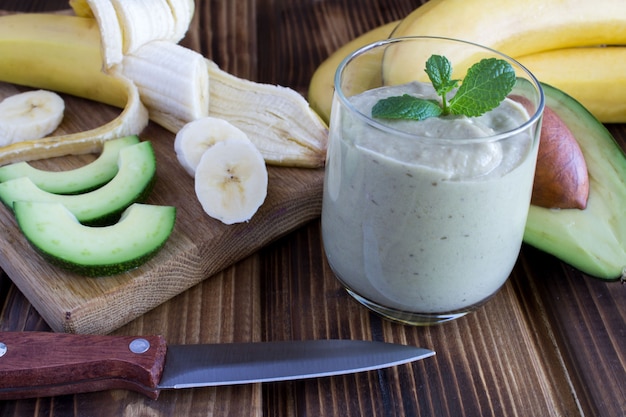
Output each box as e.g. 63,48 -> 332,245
322,82 -> 538,313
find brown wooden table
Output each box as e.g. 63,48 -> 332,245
1,1 -> 625,416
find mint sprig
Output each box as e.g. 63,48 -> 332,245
371,55 -> 516,121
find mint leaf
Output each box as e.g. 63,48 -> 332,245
425,55 -> 459,97
371,54 -> 515,122
371,94 -> 443,121
448,58 -> 516,117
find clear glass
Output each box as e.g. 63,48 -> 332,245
321,37 -> 544,325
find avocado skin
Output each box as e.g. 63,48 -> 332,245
35,233 -> 170,277
523,83 -> 626,280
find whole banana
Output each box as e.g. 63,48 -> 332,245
392,0 -> 626,122
517,47 -> 626,123
391,0 -> 626,57
307,21 -> 399,124
308,0 -> 626,123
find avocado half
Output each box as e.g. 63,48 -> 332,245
0,135 -> 140,194
524,83 -> 626,280
14,201 -> 176,277
0,140 -> 156,226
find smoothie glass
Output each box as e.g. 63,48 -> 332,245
321,37 -> 544,325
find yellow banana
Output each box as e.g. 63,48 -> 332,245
0,13 -> 149,165
390,0 -> 626,81
0,12 -> 327,168
307,21 -> 399,124
517,47 -> 626,123
386,0 -> 626,88
308,0 -> 626,124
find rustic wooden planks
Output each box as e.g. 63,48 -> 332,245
259,222 -> 592,416
0,256 -> 263,417
1,0 -> 626,417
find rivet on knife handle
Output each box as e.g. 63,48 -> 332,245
0,332 -> 167,400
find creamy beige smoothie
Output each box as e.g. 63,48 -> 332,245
322,82 -> 539,316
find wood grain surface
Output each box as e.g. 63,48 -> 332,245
2,1 -> 626,417
0,80 -> 324,335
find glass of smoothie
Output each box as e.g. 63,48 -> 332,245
321,36 -> 544,325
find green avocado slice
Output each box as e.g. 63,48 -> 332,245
0,140 -> 156,226
0,135 -> 140,194
523,83 -> 626,281
13,201 -> 176,277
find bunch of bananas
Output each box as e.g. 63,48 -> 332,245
308,0 -> 626,124
0,0 -> 328,168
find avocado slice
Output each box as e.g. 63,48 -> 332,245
14,201 -> 176,277
0,135 -> 140,194
0,140 -> 156,226
524,83 -> 626,280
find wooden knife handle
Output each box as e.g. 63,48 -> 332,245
0,332 -> 167,400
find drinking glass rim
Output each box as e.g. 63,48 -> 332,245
333,36 -> 545,145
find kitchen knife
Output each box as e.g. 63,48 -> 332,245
0,332 -> 434,400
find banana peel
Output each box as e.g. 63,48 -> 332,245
0,12 -> 327,168
0,13 -> 149,165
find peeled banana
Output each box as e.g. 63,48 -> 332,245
68,0 -> 327,167
0,9 -> 327,168
0,90 -> 65,146
70,0 -> 195,68
0,13 -> 149,165
110,0 -> 179,55
73,0 -> 125,68
121,40 -> 210,133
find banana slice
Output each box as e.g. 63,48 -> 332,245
0,90 -> 65,146
194,137 -> 268,225
174,116 -> 248,176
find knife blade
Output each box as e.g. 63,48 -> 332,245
0,332 -> 434,400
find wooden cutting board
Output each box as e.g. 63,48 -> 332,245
0,82 -> 325,335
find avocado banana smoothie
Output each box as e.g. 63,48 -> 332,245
321,38 -> 544,325
322,82 -> 537,315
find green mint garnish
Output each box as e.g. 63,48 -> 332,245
425,54 -> 460,114
371,55 -> 516,121
371,95 -> 443,120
